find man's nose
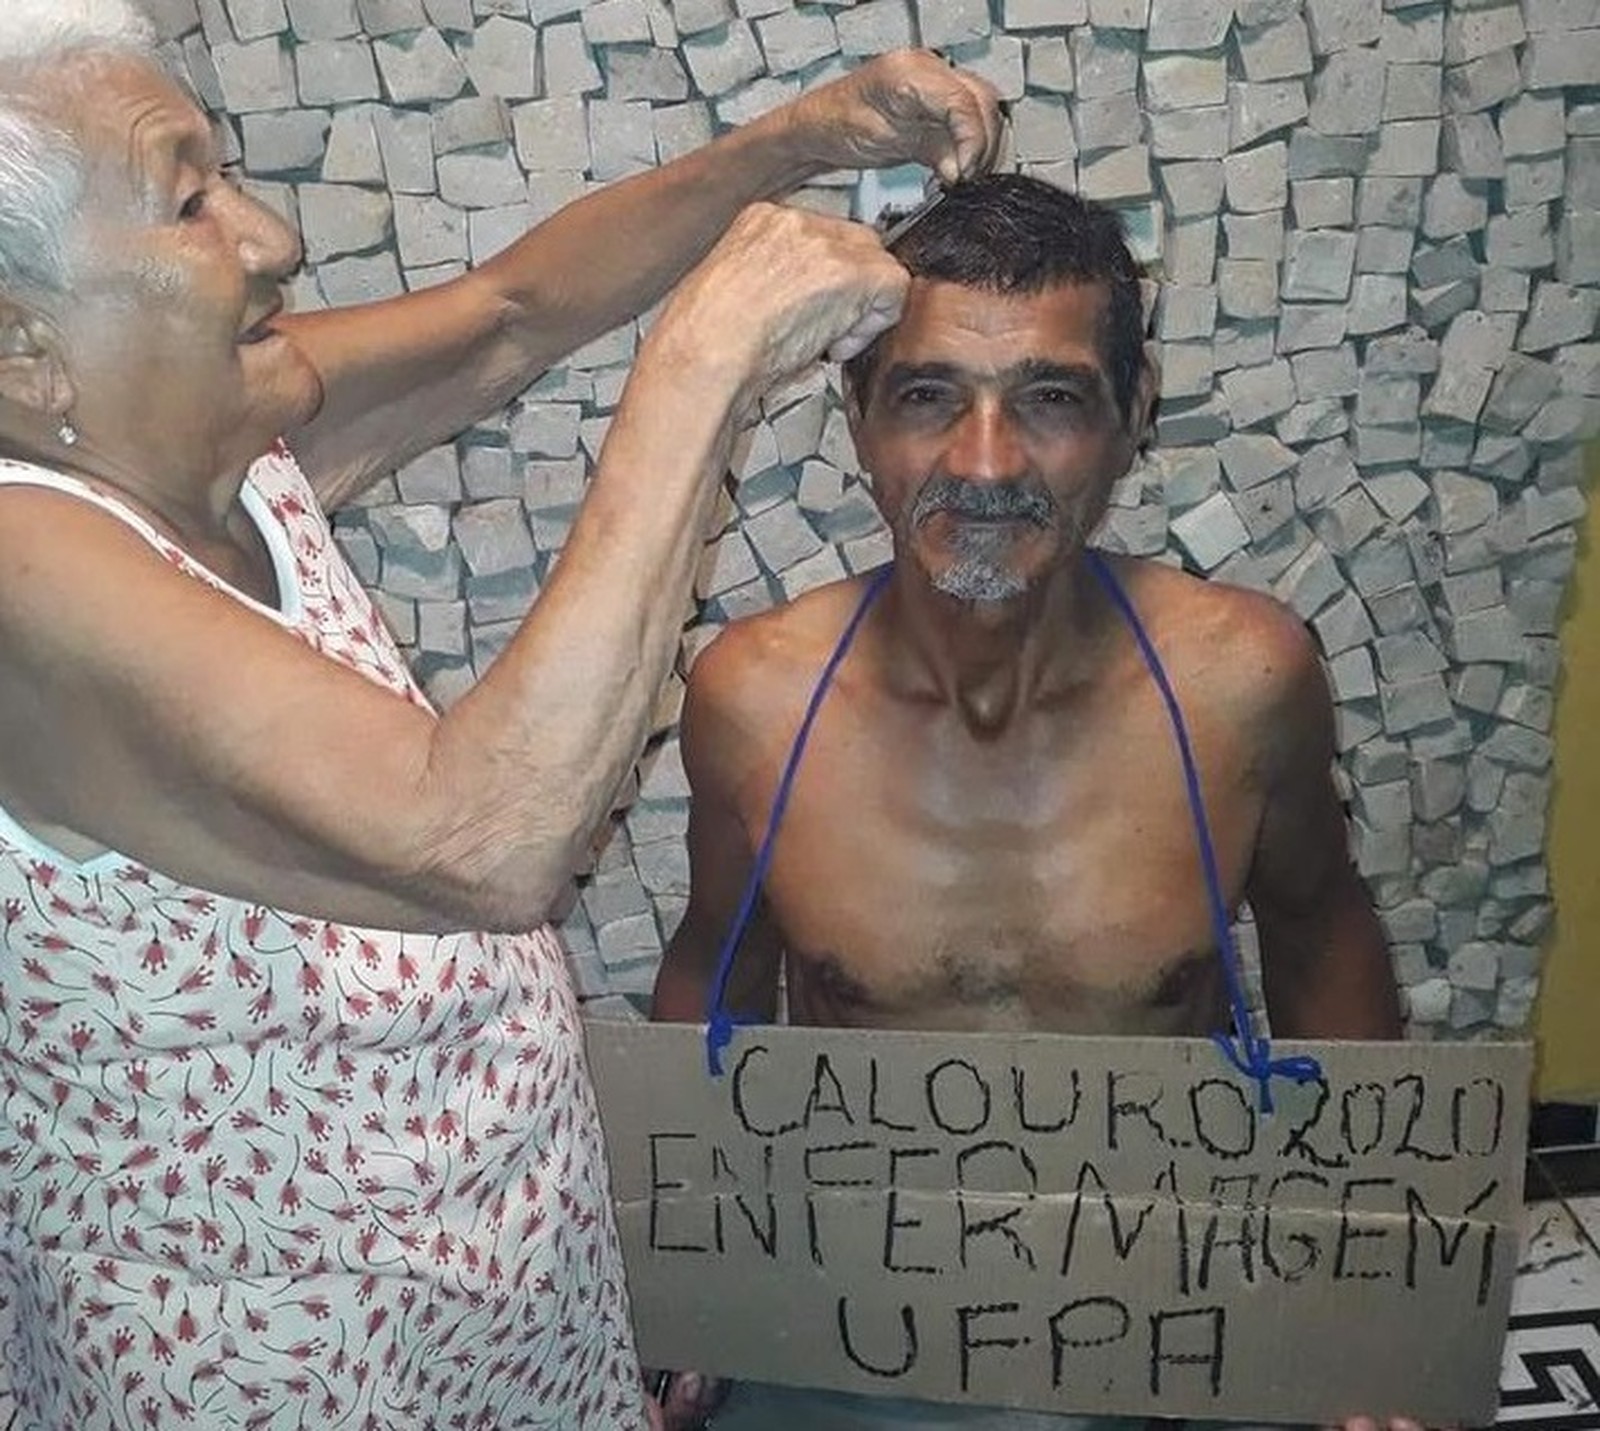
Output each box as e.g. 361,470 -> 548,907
946,398 -> 1027,483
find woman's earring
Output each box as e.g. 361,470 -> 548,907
57,418 -> 79,447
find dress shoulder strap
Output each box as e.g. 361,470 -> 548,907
0,459 -> 186,562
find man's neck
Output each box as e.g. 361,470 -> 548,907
878,555 -> 1118,736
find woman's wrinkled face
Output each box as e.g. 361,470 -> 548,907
48,55 -> 321,477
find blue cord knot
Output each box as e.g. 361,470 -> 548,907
1210,1029 -> 1323,1114
705,1008 -> 753,1077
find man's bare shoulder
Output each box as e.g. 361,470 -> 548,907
680,575 -> 877,777
1109,555 -> 1323,717
687,575 -> 878,712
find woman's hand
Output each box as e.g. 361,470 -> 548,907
643,200 -> 911,411
781,50 -> 1005,186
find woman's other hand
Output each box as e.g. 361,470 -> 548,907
782,50 -> 1005,186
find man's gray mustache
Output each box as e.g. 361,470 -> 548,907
909,478 -> 1058,527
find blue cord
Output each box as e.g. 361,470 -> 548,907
703,565 -> 894,1076
702,552 -> 1323,1113
1086,550 -> 1322,1113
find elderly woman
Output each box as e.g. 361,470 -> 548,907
0,3 -> 1000,1427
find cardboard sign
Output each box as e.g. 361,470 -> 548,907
587,1021 -> 1532,1426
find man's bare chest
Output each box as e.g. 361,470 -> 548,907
744,708 -> 1263,1029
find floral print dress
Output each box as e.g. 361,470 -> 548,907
0,447 -> 646,1430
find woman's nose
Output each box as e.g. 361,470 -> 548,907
235,191 -> 303,278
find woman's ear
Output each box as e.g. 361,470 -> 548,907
0,302 -> 73,420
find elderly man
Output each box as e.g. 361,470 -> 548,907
652,174 -> 1403,1429
0,3 -> 1002,1428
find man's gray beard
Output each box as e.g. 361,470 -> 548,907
909,476 -> 1056,604
928,525 -> 1033,603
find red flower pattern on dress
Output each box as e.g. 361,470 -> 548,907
0,449 -> 645,1429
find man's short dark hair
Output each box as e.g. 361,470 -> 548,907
846,172 -> 1149,427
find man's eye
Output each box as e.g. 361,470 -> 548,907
899,384 -> 948,405
1030,386 -> 1079,405
178,191 -> 206,221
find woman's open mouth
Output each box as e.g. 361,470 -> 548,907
239,303 -> 284,345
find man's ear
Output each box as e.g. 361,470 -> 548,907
839,363 -> 889,507
1131,340 -> 1160,452
842,363 -> 877,475
0,299 -> 73,420
841,362 -> 866,431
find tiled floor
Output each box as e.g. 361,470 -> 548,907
1501,1190 -> 1600,1428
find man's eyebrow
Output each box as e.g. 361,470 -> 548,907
879,358 -> 1108,389
1008,358 -> 1106,389
879,360 -> 967,388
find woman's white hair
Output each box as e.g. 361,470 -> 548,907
0,0 -> 160,295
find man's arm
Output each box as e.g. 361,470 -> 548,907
0,208 -> 906,935
280,52 -> 1000,510
1244,617 -> 1403,1040
652,632 -> 784,1024
649,646 -> 781,1431
1245,618 -> 1429,1431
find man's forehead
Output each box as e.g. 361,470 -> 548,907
879,277 -> 1114,372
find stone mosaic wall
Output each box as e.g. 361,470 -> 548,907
144,0 -> 1599,1037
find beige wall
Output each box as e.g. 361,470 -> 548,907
1540,439 -> 1600,1101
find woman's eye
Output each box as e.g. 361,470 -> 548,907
179,166 -> 241,221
